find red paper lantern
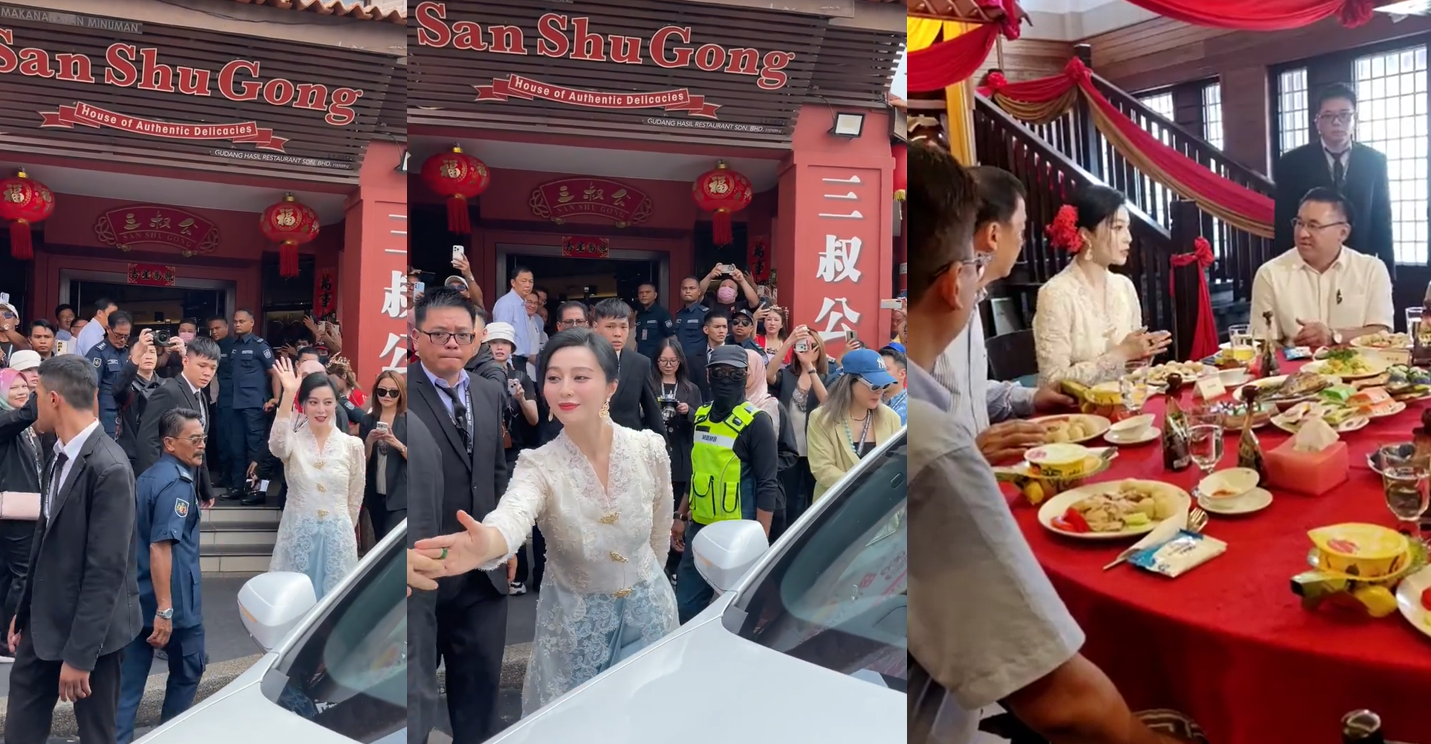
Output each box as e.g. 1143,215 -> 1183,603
892,144 -> 907,201
692,161 -> 752,246
0,171 -> 54,260
420,145 -> 490,235
260,194 -> 320,278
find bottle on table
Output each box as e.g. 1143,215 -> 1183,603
1162,373 -> 1192,472
1413,298 -> 1431,368
1341,710 -> 1385,744
1237,386 -> 1266,479
1258,310 -> 1280,378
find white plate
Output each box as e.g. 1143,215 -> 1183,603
1271,414 -> 1369,435
1104,427 -> 1159,446
1037,480 -> 1191,541
1029,414 -> 1112,444
1304,357 -> 1391,380
1197,487 -> 1273,515
1367,400 -> 1408,419
1394,565 -> 1431,641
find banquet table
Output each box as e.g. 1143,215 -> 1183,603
1007,363 -> 1431,744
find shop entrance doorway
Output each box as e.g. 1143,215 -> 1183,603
61,270 -> 235,339
496,245 -> 667,310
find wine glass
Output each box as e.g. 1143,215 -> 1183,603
1187,424 -> 1224,476
1407,307 -> 1424,345
1119,361 -> 1149,415
1378,446 -> 1430,540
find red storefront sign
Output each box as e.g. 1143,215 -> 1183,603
530,178 -> 653,227
127,263 -> 175,287
94,206 -> 221,257
0,28 -> 365,126
476,75 -> 718,118
314,268 -> 337,320
800,166 -> 885,349
562,236 -> 610,259
41,102 -> 288,151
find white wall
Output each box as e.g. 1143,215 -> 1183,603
1015,0 -> 1160,40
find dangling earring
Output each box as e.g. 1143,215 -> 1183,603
600,399 -> 611,419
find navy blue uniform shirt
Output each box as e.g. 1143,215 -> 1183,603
214,336 -> 237,407
674,302 -> 709,361
135,454 -> 204,629
86,341 -> 130,437
634,303 -> 676,359
228,333 -> 275,410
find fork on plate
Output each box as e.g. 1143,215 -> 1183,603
1101,507 -> 1209,571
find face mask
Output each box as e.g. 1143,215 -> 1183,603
708,373 -> 746,412
178,331 -> 196,342
717,287 -> 737,304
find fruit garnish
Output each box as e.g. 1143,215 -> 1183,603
1327,539 -> 1359,555
1061,507 -> 1090,533
1421,586 -> 1431,612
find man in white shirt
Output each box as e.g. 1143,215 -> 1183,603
73,297 -> 117,357
490,266 -> 535,372
1250,187 -> 1393,347
934,166 -> 1073,463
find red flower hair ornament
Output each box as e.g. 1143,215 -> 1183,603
1045,205 -> 1084,253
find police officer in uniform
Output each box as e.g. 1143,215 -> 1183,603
223,309 -> 278,505
674,276 -> 709,362
672,346 -> 780,623
86,311 -> 182,439
634,282 -> 675,360
116,408 -> 210,744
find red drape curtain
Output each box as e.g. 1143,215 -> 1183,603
907,23 -> 1000,93
1170,237 -> 1221,361
1119,0 -> 1382,31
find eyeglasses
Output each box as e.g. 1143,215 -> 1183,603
1317,112 -> 1354,125
417,329 -> 477,345
167,435 -> 207,445
929,251 -> 992,282
657,358 -> 680,365
558,319 -> 587,327
375,388 -> 401,398
1291,219 -> 1349,233
709,367 -> 745,381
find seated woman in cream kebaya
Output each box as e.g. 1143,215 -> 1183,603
1032,184 -> 1171,386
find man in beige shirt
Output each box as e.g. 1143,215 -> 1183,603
1250,187 -> 1393,347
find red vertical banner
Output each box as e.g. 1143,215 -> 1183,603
314,268 -> 337,320
748,235 -> 770,284
794,164 -> 888,352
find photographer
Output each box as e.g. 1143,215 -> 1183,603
648,338 -> 702,581
698,263 -> 759,316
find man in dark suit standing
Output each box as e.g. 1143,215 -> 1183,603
686,312 -> 730,403
6,355 -> 141,744
404,412 -> 443,744
407,288 -> 509,742
588,298 -> 664,433
135,337 -> 222,507
1274,82 -> 1395,278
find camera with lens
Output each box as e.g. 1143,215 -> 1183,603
153,329 -> 171,345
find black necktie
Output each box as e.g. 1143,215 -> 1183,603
45,451 -> 69,518
438,385 -> 472,454
1327,149 -> 1346,187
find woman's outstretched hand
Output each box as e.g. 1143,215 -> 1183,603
412,510 -> 491,578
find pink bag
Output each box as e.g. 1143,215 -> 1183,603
0,491 -> 40,520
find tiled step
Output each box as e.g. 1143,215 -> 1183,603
201,521 -> 278,548
200,543 -> 275,574
204,504 -> 282,526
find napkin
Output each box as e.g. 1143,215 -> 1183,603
1109,505 -> 1189,566
1293,417 -> 1339,452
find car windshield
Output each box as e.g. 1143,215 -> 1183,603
730,434 -> 907,691
265,527 -> 407,742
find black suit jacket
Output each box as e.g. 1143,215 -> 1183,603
408,361 -> 508,599
136,376 -> 215,504
1274,141 -> 1394,278
687,345 -> 718,403
404,413 -> 442,744
17,427 -> 141,670
352,407 -> 407,514
612,347 -> 663,434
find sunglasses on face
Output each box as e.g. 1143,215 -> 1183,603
857,377 -> 893,392
733,319 -> 753,326
375,388 -> 400,398
709,367 -> 745,381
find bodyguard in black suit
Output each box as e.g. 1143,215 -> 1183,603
405,412 -> 443,744
1274,82 -> 1394,278
406,288 -> 509,743
6,355 -> 141,744
586,299 -> 664,433
686,312 -> 731,403
135,337 -> 222,505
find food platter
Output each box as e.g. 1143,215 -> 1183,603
1270,401 -> 1369,434
1144,361 -> 1218,388
1029,414 -> 1112,444
1394,565 -> 1431,640
1037,479 -> 1190,541
1304,350 -> 1391,380
1351,331 -> 1411,350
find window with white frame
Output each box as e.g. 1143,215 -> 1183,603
1202,82 -> 1225,149
1278,68 -> 1311,156
1136,92 -> 1176,226
1354,45 -> 1428,265
1140,91 -> 1175,122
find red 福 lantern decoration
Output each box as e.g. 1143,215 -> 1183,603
0,170 -> 54,260
692,161 -> 752,246
260,193 -> 320,278
893,144 -> 907,201
420,145 -> 490,235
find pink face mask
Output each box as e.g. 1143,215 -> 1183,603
178,331 -> 196,342
716,287 -> 737,304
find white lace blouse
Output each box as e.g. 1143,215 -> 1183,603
268,421 -> 366,525
481,422 -> 674,596
1032,263 -> 1143,387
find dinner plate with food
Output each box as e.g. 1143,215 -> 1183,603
1144,361 -> 1218,388
1304,349 -> 1389,380
1394,565 -> 1431,639
1029,414 -> 1112,444
1347,387 -> 1407,418
1271,400 -> 1369,434
1038,479 -> 1190,540
1352,330 -> 1412,350
1386,364 -> 1431,401
1240,371 -> 1337,408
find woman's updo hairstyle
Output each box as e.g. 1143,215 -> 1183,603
1046,184 -> 1127,253
539,328 -> 620,384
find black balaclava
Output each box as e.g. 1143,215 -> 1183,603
708,368 -> 746,422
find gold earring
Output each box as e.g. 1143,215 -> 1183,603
600,399 -> 610,419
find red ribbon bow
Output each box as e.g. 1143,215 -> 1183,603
1170,236 -> 1215,269
1170,236 -> 1219,360
1340,0 -> 1376,28
1063,57 -> 1091,85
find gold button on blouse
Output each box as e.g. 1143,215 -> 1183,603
609,551 -> 627,563
317,483 -> 327,493
598,513 -> 618,524
614,588 -> 632,598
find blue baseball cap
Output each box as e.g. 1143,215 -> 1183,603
840,348 -> 897,388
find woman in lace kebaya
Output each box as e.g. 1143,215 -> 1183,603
1032,184 -> 1171,386
412,328 -> 679,715
268,356 -> 365,599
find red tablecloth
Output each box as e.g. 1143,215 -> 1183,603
1009,368 -> 1431,744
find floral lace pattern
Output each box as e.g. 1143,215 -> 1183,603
1032,263 -> 1143,387
481,422 -> 679,715
268,421 -> 365,599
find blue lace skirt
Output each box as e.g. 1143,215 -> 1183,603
270,511 -> 360,600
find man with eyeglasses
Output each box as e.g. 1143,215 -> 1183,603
727,308 -> 762,352
86,310 -> 139,439
1251,187 -> 1392,348
934,165 -> 1074,464
118,408 -> 210,744
1274,82 -> 1393,279
555,301 -> 589,331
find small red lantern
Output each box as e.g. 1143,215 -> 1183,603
0,170 -> 54,260
892,143 -> 907,201
420,145 -> 490,235
692,161 -> 752,246
260,194 -> 320,278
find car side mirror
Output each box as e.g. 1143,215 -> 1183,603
238,572 -> 317,652
692,520 -> 769,593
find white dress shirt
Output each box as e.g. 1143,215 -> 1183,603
1031,263 -> 1143,387
1249,246 -> 1393,344
46,419 -> 101,520
491,290 -> 534,359
933,305 -> 1035,439
74,317 -> 105,357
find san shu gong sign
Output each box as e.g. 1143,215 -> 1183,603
410,0 -> 824,143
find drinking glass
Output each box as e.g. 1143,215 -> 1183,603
1119,361 -> 1149,414
1408,307 -> 1424,344
1187,424 -> 1224,476
1378,446 -> 1430,539
1229,324 -> 1252,350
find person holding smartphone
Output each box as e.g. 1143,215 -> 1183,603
698,263 -> 758,317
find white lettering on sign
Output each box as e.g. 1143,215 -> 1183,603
814,297 -> 861,336
380,332 -> 407,372
381,270 -> 408,319
817,236 -> 862,283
